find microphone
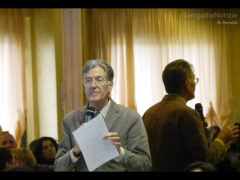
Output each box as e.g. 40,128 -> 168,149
195,103 -> 205,121
85,106 -> 96,122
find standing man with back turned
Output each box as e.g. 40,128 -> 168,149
142,59 -> 239,171
54,59 -> 151,172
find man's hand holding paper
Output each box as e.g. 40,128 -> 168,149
72,114 -> 120,171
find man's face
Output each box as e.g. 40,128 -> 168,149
83,67 -> 113,106
0,133 -> 17,149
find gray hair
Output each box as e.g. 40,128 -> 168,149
82,59 -> 114,81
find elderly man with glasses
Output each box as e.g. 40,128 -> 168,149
54,59 -> 151,172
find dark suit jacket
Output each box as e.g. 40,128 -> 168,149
54,100 -> 152,171
143,94 -> 226,171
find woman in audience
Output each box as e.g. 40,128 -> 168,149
30,136 -> 58,166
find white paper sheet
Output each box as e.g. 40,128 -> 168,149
72,114 -> 119,171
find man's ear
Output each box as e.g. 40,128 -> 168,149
108,81 -> 113,90
185,79 -> 190,88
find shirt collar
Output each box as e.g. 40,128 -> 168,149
99,99 -> 111,118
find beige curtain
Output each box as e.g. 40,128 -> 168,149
0,9 -> 25,146
62,9 -> 85,114
81,8 -> 236,127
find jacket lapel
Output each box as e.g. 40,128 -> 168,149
104,100 -> 119,130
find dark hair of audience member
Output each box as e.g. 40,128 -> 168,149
30,137 -> 58,165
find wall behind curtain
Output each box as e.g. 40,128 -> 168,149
0,9 -> 26,146
83,8 -> 239,127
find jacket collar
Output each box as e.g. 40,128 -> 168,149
163,93 -> 186,105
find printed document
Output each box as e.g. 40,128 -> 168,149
72,114 -> 119,171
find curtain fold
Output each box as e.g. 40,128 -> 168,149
62,9 -> 85,114
0,9 -> 25,146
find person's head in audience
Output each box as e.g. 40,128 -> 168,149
29,139 -> 38,155
31,137 -> 58,165
162,59 -> 198,102
185,161 -> 217,172
10,148 -> 36,167
0,147 -> 15,171
0,131 -> 17,150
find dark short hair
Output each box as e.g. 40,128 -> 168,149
82,59 -> 114,81
162,59 -> 194,93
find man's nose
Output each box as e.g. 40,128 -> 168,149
89,79 -> 98,86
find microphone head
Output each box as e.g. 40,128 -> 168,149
86,106 -> 96,117
195,103 -> 202,110
195,103 -> 205,121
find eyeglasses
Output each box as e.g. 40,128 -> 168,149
83,77 -> 107,87
194,77 -> 199,84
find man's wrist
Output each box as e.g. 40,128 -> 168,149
113,146 -> 125,163
70,149 -> 81,163
73,150 -> 80,157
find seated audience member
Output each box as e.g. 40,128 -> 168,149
143,59 -> 240,171
0,131 -> 17,150
30,137 -> 58,166
0,147 -> 15,171
10,148 -> 36,167
185,161 -> 217,172
8,147 -> 52,172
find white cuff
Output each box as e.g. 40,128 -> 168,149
113,146 -> 125,162
70,149 -> 80,163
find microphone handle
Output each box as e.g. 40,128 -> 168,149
86,115 -> 92,122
